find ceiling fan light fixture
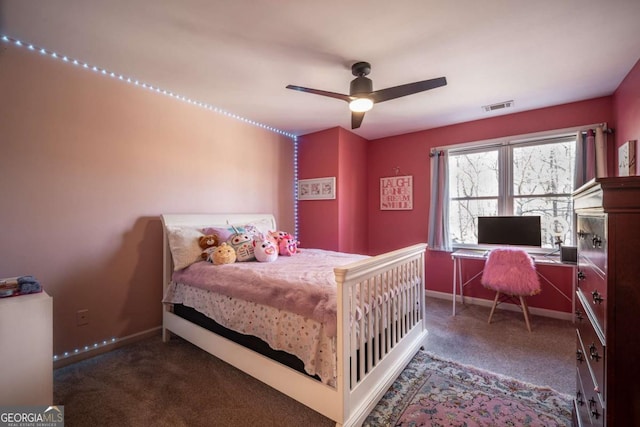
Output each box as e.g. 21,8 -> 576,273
349,97 -> 373,112
286,61 -> 447,129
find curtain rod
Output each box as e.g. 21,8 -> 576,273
583,126 -> 614,135
431,122 -> 611,154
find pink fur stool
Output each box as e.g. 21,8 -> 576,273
481,248 -> 541,332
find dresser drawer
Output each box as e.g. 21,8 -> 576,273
576,329 -> 605,426
576,264 -> 606,333
574,366 -> 590,427
576,295 -> 606,398
577,215 -> 607,276
576,328 -> 604,399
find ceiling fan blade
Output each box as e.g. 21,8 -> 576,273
286,85 -> 352,102
369,77 -> 447,104
351,111 -> 365,129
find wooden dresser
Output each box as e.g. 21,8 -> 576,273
572,177 -> 640,426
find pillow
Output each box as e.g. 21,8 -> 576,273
201,225 -> 247,242
202,218 -> 274,240
244,218 -> 275,235
166,226 -> 205,271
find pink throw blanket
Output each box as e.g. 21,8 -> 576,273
171,248 -> 368,337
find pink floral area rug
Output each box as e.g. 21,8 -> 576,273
364,351 -> 573,427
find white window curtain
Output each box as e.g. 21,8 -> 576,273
427,150 -> 451,251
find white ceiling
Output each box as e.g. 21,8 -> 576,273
2,0 -> 640,140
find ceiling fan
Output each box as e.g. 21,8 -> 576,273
286,61 -> 447,129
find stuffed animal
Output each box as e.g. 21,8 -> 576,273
212,242 -> 236,265
278,233 -> 299,256
253,234 -> 278,263
268,230 -> 288,244
198,234 -> 219,262
227,227 -> 256,262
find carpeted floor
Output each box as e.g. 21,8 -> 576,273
55,334 -> 332,427
423,296 -> 575,396
54,296 -> 575,426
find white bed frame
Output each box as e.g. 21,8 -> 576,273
161,214 -> 427,427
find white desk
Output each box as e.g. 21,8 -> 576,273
451,249 -> 576,319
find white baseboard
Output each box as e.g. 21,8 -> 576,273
426,290 -> 572,321
53,327 -> 162,369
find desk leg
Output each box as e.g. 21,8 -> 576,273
452,257 -> 457,316
458,259 -> 464,307
452,256 -> 466,316
572,265 -> 577,323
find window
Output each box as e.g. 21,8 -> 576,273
448,135 -> 576,248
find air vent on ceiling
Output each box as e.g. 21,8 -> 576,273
482,100 -> 514,112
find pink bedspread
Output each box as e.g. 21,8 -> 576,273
171,248 -> 368,337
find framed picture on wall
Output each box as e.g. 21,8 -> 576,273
618,140 -> 637,176
380,175 -> 413,210
298,177 -> 336,200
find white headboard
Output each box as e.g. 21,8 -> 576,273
160,213 -> 276,289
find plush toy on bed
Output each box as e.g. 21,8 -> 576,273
253,234 -> 278,263
278,233 -> 299,256
268,230 -> 288,245
198,234 -> 220,262
227,226 -> 256,262
212,242 -> 237,265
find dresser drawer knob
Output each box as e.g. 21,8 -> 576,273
576,349 -> 584,363
592,290 -> 603,304
591,235 -> 602,248
575,309 -> 584,321
578,230 -> 587,240
589,397 -> 601,419
577,270 -> 586,281
576,390 -> 584,406
589,343 -> 601,362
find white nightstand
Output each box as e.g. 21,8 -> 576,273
0,291 -> 53,405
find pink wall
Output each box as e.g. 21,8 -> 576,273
613,59 -> 640,175
0,44 -> 295,355
297,128 -> 340,250
337,128 -> 369,254
297,127 -> 369,253
368,97 -> 613,256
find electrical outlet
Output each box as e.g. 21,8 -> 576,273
76,309 -> 89,326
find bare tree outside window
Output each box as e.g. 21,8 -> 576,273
449,149 -> 498,244
448,137 -> 575,248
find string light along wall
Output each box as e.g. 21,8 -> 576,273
53,338 -> 117,364
1,34 -> 300,362
293,136 -> 299,238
